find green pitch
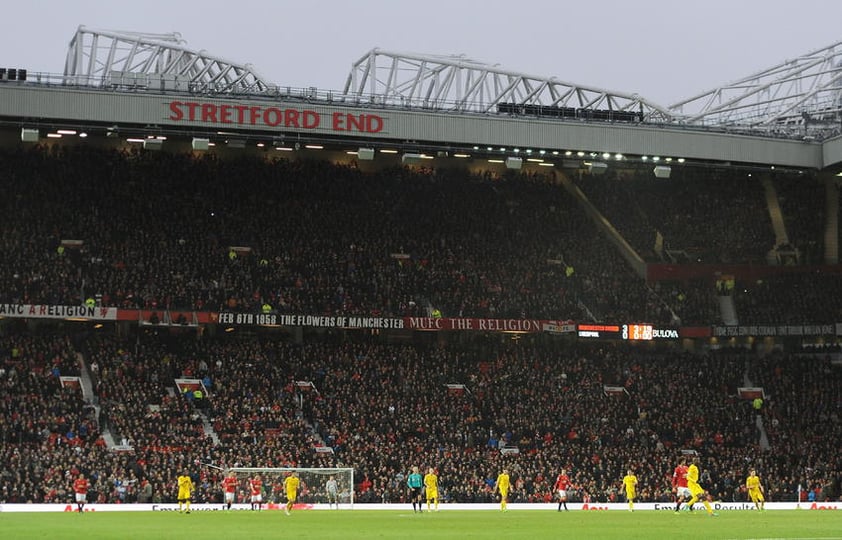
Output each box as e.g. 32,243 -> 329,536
3,510 -> 841,540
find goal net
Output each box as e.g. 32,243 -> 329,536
228,467 -> 355,508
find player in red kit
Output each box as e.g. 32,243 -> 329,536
222,472 -> 238,510
672,458 -> 691,512
73,473 -> 90,513
554,469 -> 572,511
249,475 -> 263,511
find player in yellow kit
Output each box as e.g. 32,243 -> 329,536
685,458 -> 716,516
746,469 -> 765,511
424,467 -> 439,512
494,469 -> 511,511
622,469 -> 638,512
284,472 -> 300,516
177,470 -> 194,514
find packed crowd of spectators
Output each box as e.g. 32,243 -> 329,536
732,272 -> 842,325
2,327 -> 840,505
774,175 -> 826,265
573,167 -> 778,264
1,144 -> 840,508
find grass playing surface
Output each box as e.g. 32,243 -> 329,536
3,509 -> 841,540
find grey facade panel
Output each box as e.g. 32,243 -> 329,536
823,135 -> 842,169
0,84 -> 826,170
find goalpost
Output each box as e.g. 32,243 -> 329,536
228,467 -> 355,509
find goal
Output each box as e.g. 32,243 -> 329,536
228,467 -> 355,508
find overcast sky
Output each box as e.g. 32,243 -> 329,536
3,0 -> 840,106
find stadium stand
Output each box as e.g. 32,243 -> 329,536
1,144 -> 840,507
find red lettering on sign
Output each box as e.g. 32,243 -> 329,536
303,110 -> 319,129
201,103 -> 217,123
285,109 -> 300,128
169,101 -> 184,121
219,105 -> 232,124
166,102 -> 383,133
264,107 -> 282,127
234,105 -> 248,124
332,111 -> 345,131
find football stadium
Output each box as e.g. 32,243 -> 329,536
0,25 -> 841,539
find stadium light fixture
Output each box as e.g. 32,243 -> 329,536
505,157 -> 523,170
79,132 -> 88,138
653,166 -> 672,179
57,129 -> 77,135
20,128 -> 39,142
379,149 -> 398,154
357,148 -> 375,160
143,139 -> 163,151
304,144 -> 323,150
587,162 -> 608,175
192,138 -> 210,151
46,133 -> 62,139
401,153 -> 424,164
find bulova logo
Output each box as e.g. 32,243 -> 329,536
653,329 -> 679,339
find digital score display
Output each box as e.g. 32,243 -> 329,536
576,323 -> 678,340
625,324 -> 653,341
577,324 -> 622,339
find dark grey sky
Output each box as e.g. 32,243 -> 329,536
4,0 -> 840,106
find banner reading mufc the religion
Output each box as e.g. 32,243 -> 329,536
215,312 -> 576,333
0,304 -> 118,320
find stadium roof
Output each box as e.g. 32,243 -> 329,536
668,40 -> 842,140
57,25 -> 842,141
340,48 -> 676,123
64,26 -> 273,93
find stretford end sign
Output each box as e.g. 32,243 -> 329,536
167,101 -> 385,133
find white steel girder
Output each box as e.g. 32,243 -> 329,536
64,25 -> 272,93
341,48 -> 676,122
669,41 -> 842,138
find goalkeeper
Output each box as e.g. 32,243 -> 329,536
326,475 -> 339,509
